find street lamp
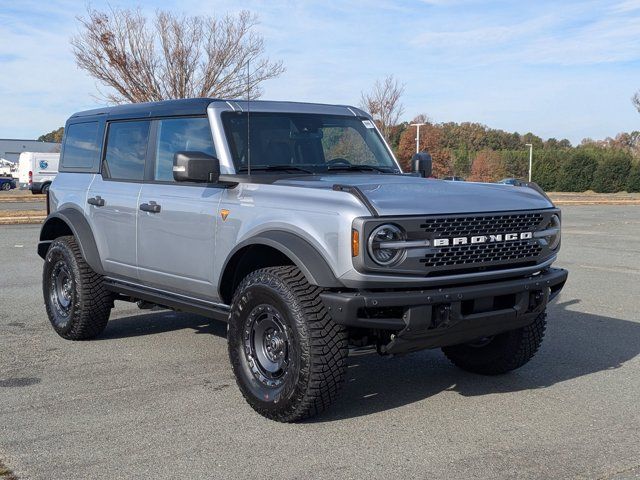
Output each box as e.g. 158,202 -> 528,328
410,123 -> 425,153
525,143 -> 533,182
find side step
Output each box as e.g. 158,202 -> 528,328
103,278 -> 230,322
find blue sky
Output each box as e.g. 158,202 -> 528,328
1,0 -> 639,144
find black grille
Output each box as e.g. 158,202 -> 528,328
417,212 -> 548,273
420,240 -> 542,268
420,212 -> 544,238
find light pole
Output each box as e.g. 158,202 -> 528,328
410,123 -> 425,153
525,143 -> 533,182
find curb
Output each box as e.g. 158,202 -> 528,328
552,200 -> 640,205
0,216 -> 45,225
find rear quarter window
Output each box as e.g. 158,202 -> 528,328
61,122 -> 101,171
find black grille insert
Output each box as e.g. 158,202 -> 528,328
416,212 -> 548,273
420,212 -> 544,238
420,240 -> 542,268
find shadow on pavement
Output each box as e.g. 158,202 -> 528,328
98,309 -> 227,340
312,299 -> 640,422
94,299 -> 640,422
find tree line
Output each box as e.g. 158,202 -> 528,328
386,121 -> 640,192
36,6 -> 640,193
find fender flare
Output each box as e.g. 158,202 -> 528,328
219,230 -> 343,293
38,208 -> 104,275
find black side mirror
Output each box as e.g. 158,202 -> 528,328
173,151 -> 220,183
412,152 -> 432,178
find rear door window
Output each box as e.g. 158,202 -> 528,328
103,121 -> 150,181
61,122 -> 100,169
154,117 -> 215,182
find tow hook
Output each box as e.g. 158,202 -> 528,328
528,290 -> 544,312
432,304 -> 451,328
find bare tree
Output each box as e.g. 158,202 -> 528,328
72,7 -> 285,103
633,91 -> 640,113
360,75 -> 405,141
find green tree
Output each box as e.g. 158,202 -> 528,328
38,127 -> 64,143
627,162 -> 640,192
556,150 -> 598,192
533,150 -> 566,191
500,150 -> 528,179
592,150 -> 632,193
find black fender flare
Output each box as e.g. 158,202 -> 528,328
38,208 -> 104,275
219,230 -> 343,293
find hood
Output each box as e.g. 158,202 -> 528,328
275,174 -> 554,216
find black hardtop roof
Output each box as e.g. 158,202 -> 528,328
69,98 -> 369,122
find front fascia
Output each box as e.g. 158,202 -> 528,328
341,208 -> 561,289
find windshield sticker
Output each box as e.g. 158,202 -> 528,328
362,120 -> 375,129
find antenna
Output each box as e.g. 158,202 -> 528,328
246,59 -> 251,176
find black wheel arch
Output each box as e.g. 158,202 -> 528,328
219,230 -> 343,304
38,208 -> 104,275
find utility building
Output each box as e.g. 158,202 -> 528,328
0,139 -> 60,162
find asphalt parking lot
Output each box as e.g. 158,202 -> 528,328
1,205 -> 639,480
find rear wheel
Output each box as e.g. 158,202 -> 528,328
228,266 -> 348,422
43,236 -> 113,340
442,312 -> 547,375
41,183 -> 50,195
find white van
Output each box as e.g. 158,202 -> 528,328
18,152 -> 60,194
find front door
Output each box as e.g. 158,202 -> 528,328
137,117 -> 223,300
87,119 -> 150,281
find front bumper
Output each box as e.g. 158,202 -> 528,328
320,267 -> 568,355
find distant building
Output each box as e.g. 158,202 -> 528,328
0,139 -> 60,163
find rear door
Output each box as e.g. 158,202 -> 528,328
137,116 -> 223,300
87,120 -> 151,281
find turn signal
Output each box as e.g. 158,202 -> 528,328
351,229 -> 360,257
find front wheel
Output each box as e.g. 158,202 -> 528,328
228,266 -> 348,422
43,236 -> 113,340
1,183 -> 10,191
442,312 -> 547,375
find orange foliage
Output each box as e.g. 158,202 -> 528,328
468,149 -> 506,182
396,122 -> 451,178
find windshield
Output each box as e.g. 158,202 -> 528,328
221,112 -> 400,174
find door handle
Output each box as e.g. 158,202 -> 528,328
140,201 -> 161,213
87,196 -> 105,207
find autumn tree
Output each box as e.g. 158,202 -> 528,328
469,150 -> 506,182
38,127 -> 65,143
396,117 -> 451,177
72,7 -> 284,103
360,75 -> 405,141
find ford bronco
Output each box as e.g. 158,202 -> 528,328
38,98 -> 567,421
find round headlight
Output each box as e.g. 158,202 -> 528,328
368,224 -> 406,266
547,214 -> 561,250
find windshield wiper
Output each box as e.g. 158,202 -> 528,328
326,164 -> 397,174
238,165 -> 314,174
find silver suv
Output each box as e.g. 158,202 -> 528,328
38,98 -> 567,421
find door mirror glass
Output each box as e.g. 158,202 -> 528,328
412,152 -> 432,178
173,151 -> 220,183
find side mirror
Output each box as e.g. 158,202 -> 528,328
412,152 -> 432,178
173,151 -> 220,183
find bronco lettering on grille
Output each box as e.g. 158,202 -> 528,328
432,231 -> 533,247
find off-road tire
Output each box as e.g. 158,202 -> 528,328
442,312 -> 547,375
228,266 -> 348,422
43,235 -> 113,340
